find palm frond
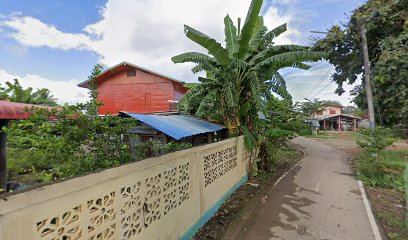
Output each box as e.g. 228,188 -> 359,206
269,72 -> 292,100
183,25 -> 231,66
237,0 -> 263,59
191,63 -> 215,74
249,45 -> 311,65
263,23 -> 287,45
248,71 -> 262,108
252,16 -> 264,37
224,15 -> 238,58
195,89 -> 219,117
171,52 -> 215,64
255,50 -> 325,69
249,26 -> 268,52
293,62 -> 312,70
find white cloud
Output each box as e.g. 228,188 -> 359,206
2,15 -> 93,51
263,7 -> 299,45
0,69 -> 89,104
271,0 -> 298,5
0,0 -> 298,84
2,0 -> 355,106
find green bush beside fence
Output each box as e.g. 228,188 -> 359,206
405,165 -> 408,230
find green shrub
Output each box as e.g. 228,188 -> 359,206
355,150 -> 407,190
297,126 -> 312,136
6,106 -> 138,183
356,127 -> 396,153
6,104 -> 194,185
261,128 -> 297,172
392,124 -> 408,139
405,165 -> 408,230
265,128 -> 296,148
130,139 -> 191,160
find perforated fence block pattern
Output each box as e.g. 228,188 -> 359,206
0,137 -> 248,240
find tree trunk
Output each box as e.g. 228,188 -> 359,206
0,120 -> 8,192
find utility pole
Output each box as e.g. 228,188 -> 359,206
0,120 -> 8,192
359,16 -> 377,129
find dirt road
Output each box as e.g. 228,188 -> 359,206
223,137 -> 376,240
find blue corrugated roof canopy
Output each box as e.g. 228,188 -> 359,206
123,113 -> 225,140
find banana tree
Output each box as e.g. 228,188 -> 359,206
172,0 -> 325,172
2,79 -> 57,106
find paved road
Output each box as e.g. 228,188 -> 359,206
225,137 -> 376,240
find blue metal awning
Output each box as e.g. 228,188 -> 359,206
123,113 -> 225,140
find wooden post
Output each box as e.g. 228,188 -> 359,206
0,120 -> 8,192
323,119 -> 326,131
338,116 -> 341,131
353,119 -> 357,132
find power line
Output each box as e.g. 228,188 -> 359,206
303,69 -> 333,99
306,71 -> 334,99
281,61 -> 328,78
283,63 -> 332,82
288,67 -> 332,92
309,81 -> 333,99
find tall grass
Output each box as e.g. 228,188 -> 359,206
355,150 -> 407,190
405,165 -> 408,230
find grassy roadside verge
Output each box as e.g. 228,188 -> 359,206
302,132 -> 338,139
193,144 -> 303,239
354,150 -> 408,240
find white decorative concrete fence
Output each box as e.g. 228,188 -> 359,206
0,136 -> 249,240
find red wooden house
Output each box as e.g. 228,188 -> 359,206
78,62 -> 188,115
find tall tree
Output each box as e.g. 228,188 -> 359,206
296,98 -> 324,117
86,64 -> 104,116
314,0 -> 407,125
172,0 -> 324,137
172,0 -> 325,173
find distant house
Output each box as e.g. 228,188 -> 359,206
314,114 -> 361,132
78,62 -> 189,115
316,104 -> 343,116
310,104 -> 361,131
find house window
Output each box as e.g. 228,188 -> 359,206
127,69 -> 136,77
329,109 -> 336,114
169,100 -> 178,111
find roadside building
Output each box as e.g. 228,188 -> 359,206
315,104 -> 343,116
314,114 -> 361,132
119,112 -> 226,146
78,62 -> 189,115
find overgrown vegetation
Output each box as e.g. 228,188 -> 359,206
405,165 -> 408,230
356,127 -> 396,154
172,0 -> 324,175
354,127 -> 408,238
3,64 -> 193,188
314,0 -> 408,126
130,139 -> 191,160
86,64 -> 104,117
5,106 -> 192,186
6,106 -> 137,183
355,127 -> 400,188
355,150 -> 406,189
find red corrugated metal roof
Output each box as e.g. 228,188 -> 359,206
0,100 -> 53,120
